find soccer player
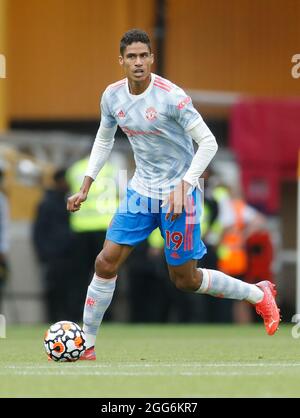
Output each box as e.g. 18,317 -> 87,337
67,29 -> 280,360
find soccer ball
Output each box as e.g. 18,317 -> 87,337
44,321 -> 86,362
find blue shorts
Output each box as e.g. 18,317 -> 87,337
106,187 -> 207,266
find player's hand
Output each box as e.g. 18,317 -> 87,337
67,191 -> 88,212
164,180 -> 192,222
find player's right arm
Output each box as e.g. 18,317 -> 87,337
66,176 -> 94,212
67,89 -> 118,212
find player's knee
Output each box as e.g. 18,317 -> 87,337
95,251 -> 118,278
169,270 -> 199,292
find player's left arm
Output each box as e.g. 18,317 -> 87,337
166,121 -> 218,221
183,120 -> 218,187
165,89 -> 218,220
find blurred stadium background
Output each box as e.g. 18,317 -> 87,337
0,0 -> 299,326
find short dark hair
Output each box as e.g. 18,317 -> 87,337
120,29 -> 151,56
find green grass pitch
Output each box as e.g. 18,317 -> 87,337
0,324 -> 300,397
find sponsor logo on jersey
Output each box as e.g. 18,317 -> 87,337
145,107 -> 157,121
121,126 -> 160,137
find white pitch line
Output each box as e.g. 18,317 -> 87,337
0,370 -> 278,377
2,362 -> 300,369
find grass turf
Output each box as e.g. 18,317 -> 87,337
0,323 -> 299,398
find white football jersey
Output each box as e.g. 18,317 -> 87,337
101,73 -> 202,199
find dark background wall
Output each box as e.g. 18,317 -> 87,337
7,0 -> 300,121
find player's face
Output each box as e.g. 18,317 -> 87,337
119,42 -> 154,83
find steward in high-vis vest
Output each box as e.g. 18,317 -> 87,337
65,158 -> 119,322
217,196 -> 265,278
67,158 -> 119,232
218,199 -> 248,277
216,193 -> 267,324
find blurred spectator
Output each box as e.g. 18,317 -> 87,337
126,237 -> 168,322
32,168 -> 74,322
66,158 -> 119,322
245,231 -> 274,284
0,168 -> 9,313
127,228 -> 202,323
217,186 -> 267,323
197,170 -> 233,323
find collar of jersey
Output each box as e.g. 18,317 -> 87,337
126,73 -> 155,99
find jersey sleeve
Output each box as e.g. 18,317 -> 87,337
169,87 -> 202,131
100,89 -> 118,129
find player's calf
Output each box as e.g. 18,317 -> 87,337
168,262 -> 202,292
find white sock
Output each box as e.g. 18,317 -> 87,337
196,268 -> 264,304
83,273 -> 117,349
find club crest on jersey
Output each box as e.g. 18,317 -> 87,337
117,109 -> 125,118
145,107 -> 157,121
